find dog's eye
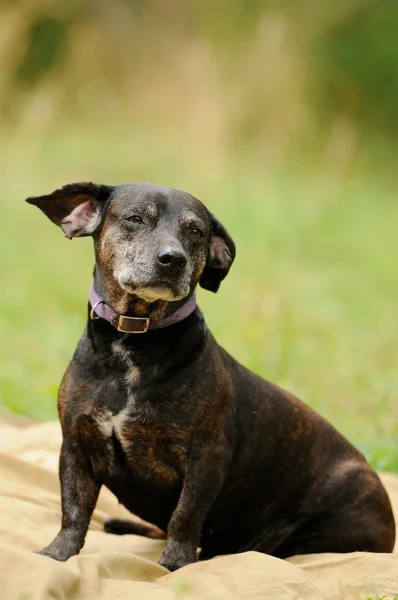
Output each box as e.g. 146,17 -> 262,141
127,215 -> 143,225
190,228 -> 203,238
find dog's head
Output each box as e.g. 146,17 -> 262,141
26,182 -> 235,302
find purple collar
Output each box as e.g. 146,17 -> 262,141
89,285 -> 197,333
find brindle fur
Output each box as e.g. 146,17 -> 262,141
26,182 -> 395,571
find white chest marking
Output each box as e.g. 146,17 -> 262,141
111,405 -> 131,449
112,339 -> 135,368
95,404 -> 132,450
95,343 -> 144,449
125,366 -> 140,387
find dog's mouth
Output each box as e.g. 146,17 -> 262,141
119,280 -> 189,302
134,283 -> 178,302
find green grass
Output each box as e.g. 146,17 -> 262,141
1,127 -> 398,471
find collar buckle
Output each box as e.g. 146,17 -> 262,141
117,315 -> 150,334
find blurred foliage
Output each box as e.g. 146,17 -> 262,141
13,16 -> 68,85
1,0 -> 398,172
315,0 -> 398,135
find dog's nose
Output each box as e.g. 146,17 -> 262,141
157,247 -> 187,269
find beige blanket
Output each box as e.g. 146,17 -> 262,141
1,419 -> 397,600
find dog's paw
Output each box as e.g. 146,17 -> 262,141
159,539 -> 197,572
34,542 -> 78,562
158,555 -> 195,572
34,548 -> 66,562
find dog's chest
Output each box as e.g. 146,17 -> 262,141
88,345 -> 185,485
93,404 -> 184,486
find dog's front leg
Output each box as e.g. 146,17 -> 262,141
159,444 -> 230,571
38,438 -> 101,561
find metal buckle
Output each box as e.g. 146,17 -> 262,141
90,300 -> 105,320
117,315 -> 150,334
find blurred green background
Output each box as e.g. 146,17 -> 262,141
1,0 -> 397,471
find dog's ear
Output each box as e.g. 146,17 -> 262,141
26,182 -> 114,239
200,212 -> 236,293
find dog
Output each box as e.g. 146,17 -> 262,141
26,181 -> 395,571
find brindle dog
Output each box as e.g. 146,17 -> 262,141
27,182 -> 395,571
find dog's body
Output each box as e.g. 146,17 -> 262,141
27,182 -> 395,571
